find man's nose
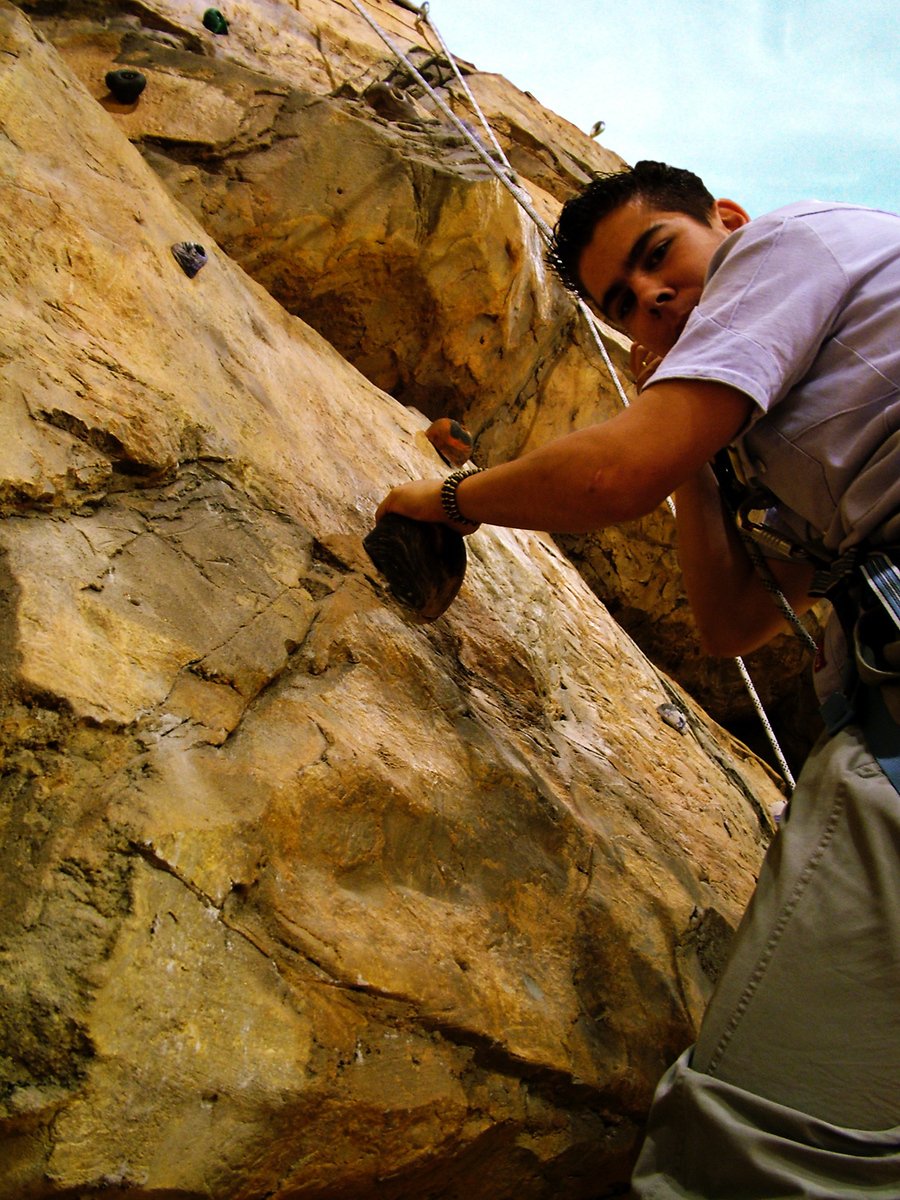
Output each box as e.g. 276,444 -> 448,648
636,277 -> 674,315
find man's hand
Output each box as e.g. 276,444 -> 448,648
375,477 -> 480,534
629,341 -> 663,389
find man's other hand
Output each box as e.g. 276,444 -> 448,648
629,342 -> 663,389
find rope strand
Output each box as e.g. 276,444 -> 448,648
742,537 -> 819,655
421,15 -> 514,172
734,657 -> 796,789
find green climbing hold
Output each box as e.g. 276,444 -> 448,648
105,68 -> 147,103
202,8 -> 229,34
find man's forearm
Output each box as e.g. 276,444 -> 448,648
453,424 -> 673,532
377,379 -> 756,535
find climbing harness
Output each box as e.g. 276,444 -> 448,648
712,450 -> 819,658
717,446 -> 900,793
811,548 -> 900,795
741,537 -> 817,657
351,0 -> 800,788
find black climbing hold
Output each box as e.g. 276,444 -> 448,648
171,242 -> 208,278
105,68 -> 147,104
364,513 -> 467,622
203,8 -> 229,34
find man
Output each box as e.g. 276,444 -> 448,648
376,161 -> 900,1196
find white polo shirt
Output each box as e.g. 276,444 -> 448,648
647,201 -> 900,556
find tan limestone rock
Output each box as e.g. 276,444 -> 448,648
24,0 -> 819,743
1,6 -> 786,1195
29,0 -> 627,421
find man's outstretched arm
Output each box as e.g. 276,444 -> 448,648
377,376 -> 817,653
377,380 -> 754,533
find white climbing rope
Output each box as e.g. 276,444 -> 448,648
420,14 -> 514,173
734,657 -> 796,789
353,0 -> 802,789
348,0 -> 547,227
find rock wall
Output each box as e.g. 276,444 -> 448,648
20,0 -> 823,741
2,3 -> 785,1197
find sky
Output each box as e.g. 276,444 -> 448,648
426,0 -> 899,219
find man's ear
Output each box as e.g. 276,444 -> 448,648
714,198 -> 752,231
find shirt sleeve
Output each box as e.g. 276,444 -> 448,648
645,214 -> 851,414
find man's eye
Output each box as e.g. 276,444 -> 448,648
646,240 -> 669,268
617,291 -> 634,321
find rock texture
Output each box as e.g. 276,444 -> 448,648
37,0 -> 830,739
3,3 -> 788,1197
38,0 -> 626,429
19,0 -> 823,740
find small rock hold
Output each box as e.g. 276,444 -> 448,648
203,8 -> 229,34
425,418 -> 473,468
364,81 -> 428,124
657,702 -> 688,734
171,242 -> 208,278
105,68 -> 146,104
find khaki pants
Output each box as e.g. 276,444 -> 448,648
631,724 -> 900,1198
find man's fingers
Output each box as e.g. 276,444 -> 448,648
629,342 -> 662,387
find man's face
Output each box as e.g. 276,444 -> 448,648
577,197 -> 748,358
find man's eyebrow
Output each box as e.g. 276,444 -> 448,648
600,223 -> 664,319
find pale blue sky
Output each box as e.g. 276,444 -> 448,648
428,0 -> 899,218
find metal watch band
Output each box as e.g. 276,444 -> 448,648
440,467 -> 481,525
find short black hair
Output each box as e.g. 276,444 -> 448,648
547,160 -> 716,298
